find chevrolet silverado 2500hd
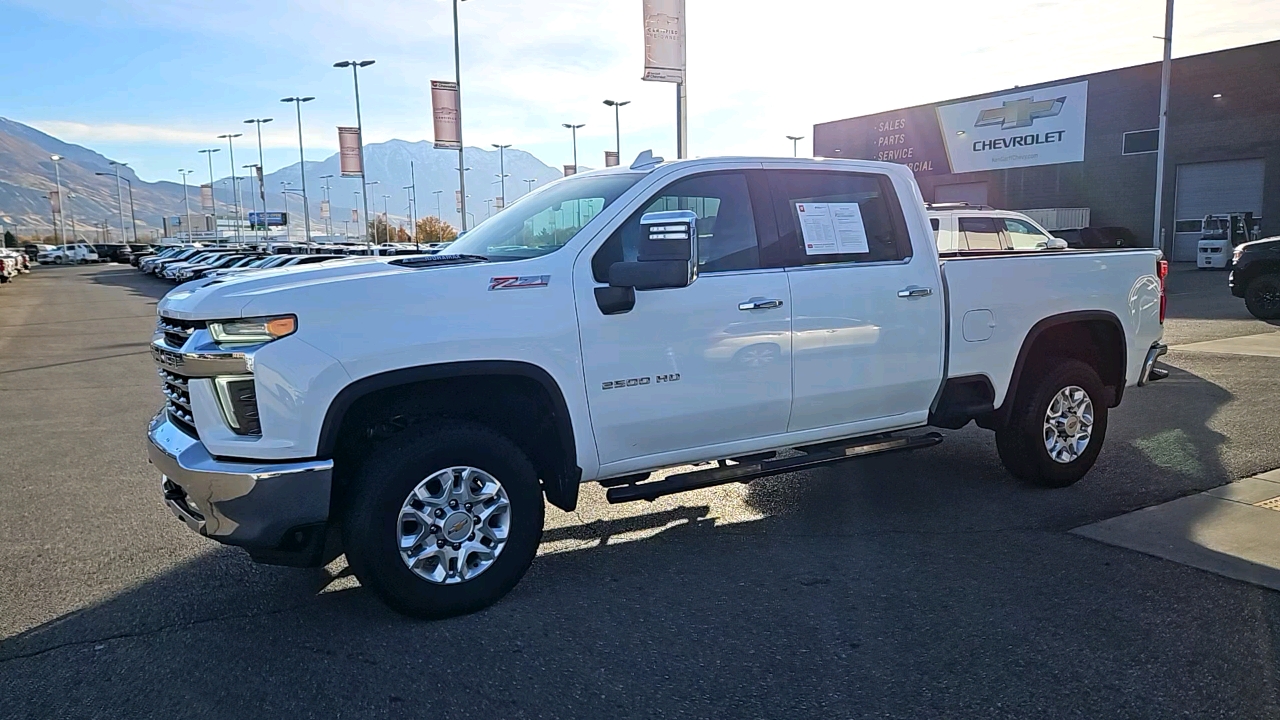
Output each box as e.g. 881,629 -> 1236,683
147,155 -> 1169,618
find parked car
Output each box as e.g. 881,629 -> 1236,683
926,203 -> 1068,252
146,156 -> 1170,619
143,247 -> 208,275
0,249 -> 28,282
23,243 -> 55,260
36,243 -> 99,264
1229,235 -> 1280,319
174,254 -> 264,283
92,244 -> 130,263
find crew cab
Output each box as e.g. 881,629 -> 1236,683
146,155 -> 1168,618
927,203 -> 1068,252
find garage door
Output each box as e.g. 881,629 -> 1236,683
1172,159 -> 1264,261
934,182 -> 989,206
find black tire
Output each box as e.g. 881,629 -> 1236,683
1244,274 -> 1280,320
995,359 -> 1108,488
342,421 -> 544,619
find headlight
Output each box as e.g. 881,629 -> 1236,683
208,315 -> 297,344
1233,246 -> 1244,263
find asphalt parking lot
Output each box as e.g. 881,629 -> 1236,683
2,262 -> 1279,719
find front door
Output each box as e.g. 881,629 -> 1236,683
765,169 -> 945,433
576,169 -> 793,468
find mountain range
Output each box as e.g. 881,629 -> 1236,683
0,117 -> 565,240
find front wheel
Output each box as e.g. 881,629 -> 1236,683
1244,274 -> 1280,320
995,359 -> 1108,488
342,421 -> 544,619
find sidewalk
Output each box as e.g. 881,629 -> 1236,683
1074,469 -> 1280,591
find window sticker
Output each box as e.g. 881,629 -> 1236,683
797,202 -> 869,255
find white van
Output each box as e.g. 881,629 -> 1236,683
927,203 -> 1068,253
37,243 -> 99,265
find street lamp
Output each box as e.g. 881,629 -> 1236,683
198,148 -> 220,234
786,135 -> 805,157
334,59 -> 375,245
603,100 -> 630,158
491,143 -> 510,208
178,169 -> 195,240
104,161 -> 129,242
280,181 -> 293,241
216,132 -> 244,243
319,174 -> 335,236
432,189 -> 444,219
281,96 -> 315,242
450,0 -> 470,231
49,154 -> 67,244
562,123 -> 584,174
242,164 -> 259,224
244,117 -> 273,235
523,178 -> 537,195
381,194 -> 392,242
403,184 -> 418,250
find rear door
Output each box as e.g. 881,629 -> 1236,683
957,216 -> 1007,251
766,169 -> 945,433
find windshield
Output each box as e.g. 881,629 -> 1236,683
447,173 -> 643,260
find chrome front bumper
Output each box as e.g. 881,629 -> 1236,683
147,412 -> 333,550
1137,342 -> 1169,386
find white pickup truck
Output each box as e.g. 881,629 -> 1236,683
147,155 -> 1168,618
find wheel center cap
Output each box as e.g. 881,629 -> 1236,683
1065,417 -> 1080,435
442,512 -> 473,542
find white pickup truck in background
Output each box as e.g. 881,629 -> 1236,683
147,155 -> 1168,618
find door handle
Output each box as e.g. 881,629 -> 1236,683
738,298 -> 784,311
897,286 -> 933,298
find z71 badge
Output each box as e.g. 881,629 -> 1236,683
489,275 -> 550,291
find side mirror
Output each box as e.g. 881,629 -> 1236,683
608,210 -> 697,291
1046,237 -> 1068,250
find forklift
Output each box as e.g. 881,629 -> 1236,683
1197,212 -> 1257,269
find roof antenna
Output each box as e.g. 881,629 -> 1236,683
629,150 -> 664,171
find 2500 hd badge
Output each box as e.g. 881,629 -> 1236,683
602,373 -> 680,390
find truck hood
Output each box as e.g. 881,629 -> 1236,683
157,256 -> 418,320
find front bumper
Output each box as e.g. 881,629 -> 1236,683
147,412 -> 333,559
1137,342 -> 1169,386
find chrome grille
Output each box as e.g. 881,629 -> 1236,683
157,316 -> 205,349
158,368 -> 197,435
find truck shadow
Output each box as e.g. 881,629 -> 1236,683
3,363 -> 1278,717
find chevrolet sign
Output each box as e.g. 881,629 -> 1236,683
936,81 -> 1088,173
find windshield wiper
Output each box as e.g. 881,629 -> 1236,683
389,253 -> 490,268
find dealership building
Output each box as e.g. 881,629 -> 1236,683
813,39 -> 1280,261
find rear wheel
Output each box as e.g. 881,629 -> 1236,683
1244,274 -> 1280,320
342,421 -> 544,619
995,359 -> 1108,488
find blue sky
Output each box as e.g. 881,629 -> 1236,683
4,0 -> 1278,183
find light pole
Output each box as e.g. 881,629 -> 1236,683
1152,0 -> 1175,252
178,169 -> 195,240
368,180 -> 381,241
199,148 -> 220,234
242,164 -> 259,226
603,100 -> 629,158
409,160 -> 418,229
49,154 -> 67,244
281,96 -> 315,242
404,184 -> 418,250
281,182 -> 293,241
244,117 -> 272,237
108,161 -> 128,242
562,123 -> 584,174
381,194 -> 391,241
217,133 -> 244,243
433,189 -> 444,219
523,178 -> 537,195
333,59 -> 375,245
786,135 -> 805,158
65,192 -> 78,242
319,174 -> 334,236
491,143 -> 510,208
450,0 -> 469,231
121,176 -> 139,243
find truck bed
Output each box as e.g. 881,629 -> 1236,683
940,248 -> 1164,407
